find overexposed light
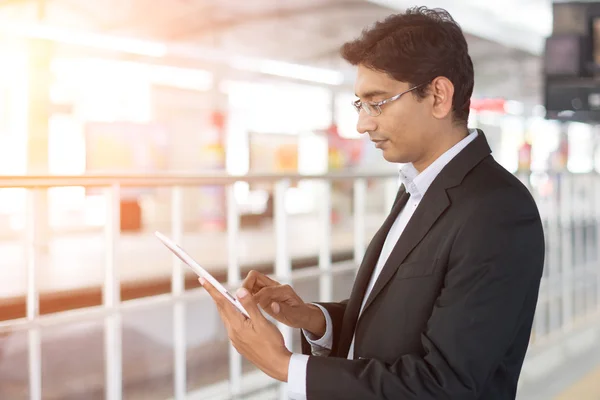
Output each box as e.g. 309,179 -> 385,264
226,80 -> 332,134
1,23 -> 167,57
478,111 -> 502,126
335,92 -> 360,138
150,65 -> 212,91
1,23 -> 345,86
497,116 -> 525,173
503,100 -> 524,115
52,57 -> 212,92
567,122 -> 594,173
231,57 -> 344,86
557,110 -> 575,118
595,138 -> 600,173
529,118 -> 560,172
532,105 -> 546,118
298,133 -> 328,175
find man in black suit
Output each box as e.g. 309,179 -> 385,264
200,6 -> 545,399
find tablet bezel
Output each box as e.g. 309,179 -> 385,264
154,231 -> 250,318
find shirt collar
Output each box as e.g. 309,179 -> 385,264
398,129 -> 478,198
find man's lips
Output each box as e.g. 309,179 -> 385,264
371,138 -> 388,148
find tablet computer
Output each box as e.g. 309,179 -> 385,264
154,231 -> 250,318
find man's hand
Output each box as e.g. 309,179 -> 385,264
242,270 -> 326,337
199,277 -> 292,382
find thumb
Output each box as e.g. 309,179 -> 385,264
235,287 -> 264,320
271,302 -> 281,314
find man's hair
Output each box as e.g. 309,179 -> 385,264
341,6 -> 474,124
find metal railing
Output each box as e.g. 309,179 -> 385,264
0,170 -> 599,399
0,171 -> 396,400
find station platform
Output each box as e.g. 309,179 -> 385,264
0,213 -> 384,321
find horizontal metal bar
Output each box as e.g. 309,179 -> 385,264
0,262 -> 357,333
0,171 -> 398,189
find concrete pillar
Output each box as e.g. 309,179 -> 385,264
26,38 -> 53,250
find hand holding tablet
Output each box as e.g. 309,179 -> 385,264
154,231 -> 250,318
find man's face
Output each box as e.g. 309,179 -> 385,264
354,65 -> 436,164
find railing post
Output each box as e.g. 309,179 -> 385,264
318,180 -> 332,302
584,174 -> 595,318
559,174 -> 574,332
596,174 -> 600,310
171,186 -> 186,399
527,175 -> 547,340
26,188 -> 42,400
573,176 -> 585,320
226,183 -> 243,397
274,179 -> 292,400
548,173 -> 560,334
104,184 -> 122,400
353,179 -> 367,270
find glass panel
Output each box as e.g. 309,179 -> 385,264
185,293 -> 231,394
41,320 -> 105,399
291,275 -> 319,354
0,231 -> 26,321
0,329 -> 29,399
332,268 -> 357,302
121,302 -> 175,400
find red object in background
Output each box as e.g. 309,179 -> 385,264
199,109 -> 227,231
470,98 -> 506,113
210,110 -> 226,130
326,123 -> 364,165
327,123 -> 339,136
518,141 -> 532,171
326,123 -> 344,147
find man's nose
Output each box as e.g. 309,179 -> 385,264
356,111 -> 377,135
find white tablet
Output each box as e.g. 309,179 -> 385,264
154,231 -> 250,318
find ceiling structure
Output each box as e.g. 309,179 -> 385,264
0,0 -> 551,106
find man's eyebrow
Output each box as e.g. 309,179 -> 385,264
354,90 -> 390,100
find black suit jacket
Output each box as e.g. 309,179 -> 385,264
300,131 -> 545,399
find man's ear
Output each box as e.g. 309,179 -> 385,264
429,77 -> 454,120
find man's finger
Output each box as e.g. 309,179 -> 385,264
236,287 -> 267,321
254,285 -> 292,307
242,270 -> 278,293
200,278 -> 245,330
200,278 -> 226,306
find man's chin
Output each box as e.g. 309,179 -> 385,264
381,150 -> 407,164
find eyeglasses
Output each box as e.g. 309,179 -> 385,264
352,82 -> 428,117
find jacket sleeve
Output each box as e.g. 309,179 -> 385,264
304,188 -> 545,399
301,300 -> 348,356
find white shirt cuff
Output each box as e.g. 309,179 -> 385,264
287,353 -> 310,400
301,303 -> 333,354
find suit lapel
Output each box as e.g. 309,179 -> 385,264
335,187 -> 410,357
359,189 -> 449,316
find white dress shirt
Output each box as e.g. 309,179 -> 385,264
287,130 -> 478,399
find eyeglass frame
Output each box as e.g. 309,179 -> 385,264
352,82 -> 430,117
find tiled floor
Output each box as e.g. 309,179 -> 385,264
555,365 -> 600,400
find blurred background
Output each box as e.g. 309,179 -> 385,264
0,0 -> 599,399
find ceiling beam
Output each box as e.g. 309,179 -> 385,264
366,0 -> 545,55
164,0 -> 369,41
